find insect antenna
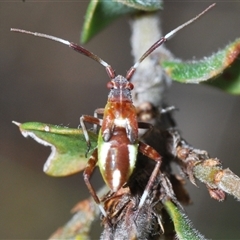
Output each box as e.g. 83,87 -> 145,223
10,28 -> 116,79
126,3 -> 216,80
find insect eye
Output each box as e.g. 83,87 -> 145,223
127,82 -> 134,90
107,81 -> 114,89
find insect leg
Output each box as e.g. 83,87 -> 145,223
80,115 -> 102,156
93,108 -> 104,133
83,148 -> 107,217
138,141 -> 162,209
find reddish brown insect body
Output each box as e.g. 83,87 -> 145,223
99,77 -> 138,191
11,2 -> 215,218
80,71 -> 161,218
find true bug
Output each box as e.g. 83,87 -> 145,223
11,4 -> 215,217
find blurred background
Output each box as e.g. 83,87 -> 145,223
1,1 -> 240,239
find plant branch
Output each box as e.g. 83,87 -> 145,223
175,137 -> 240,201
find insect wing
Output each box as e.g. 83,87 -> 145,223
13,121 -> 98,176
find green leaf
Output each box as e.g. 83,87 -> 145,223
81,0 -> 162,43
13,121 -> 98,176
164,200 -> 207,240
162,38 -> 240,94
81,1 -> 135,44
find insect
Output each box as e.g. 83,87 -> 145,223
11,4 -> 214,218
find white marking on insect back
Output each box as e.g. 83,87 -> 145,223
98,142 -> 111,171
110,148 -> 117,162
114,118 -> 127,127
112,169 -> 121,191
128,144 -> 138,170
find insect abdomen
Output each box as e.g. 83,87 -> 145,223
98,127 -> 138,191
